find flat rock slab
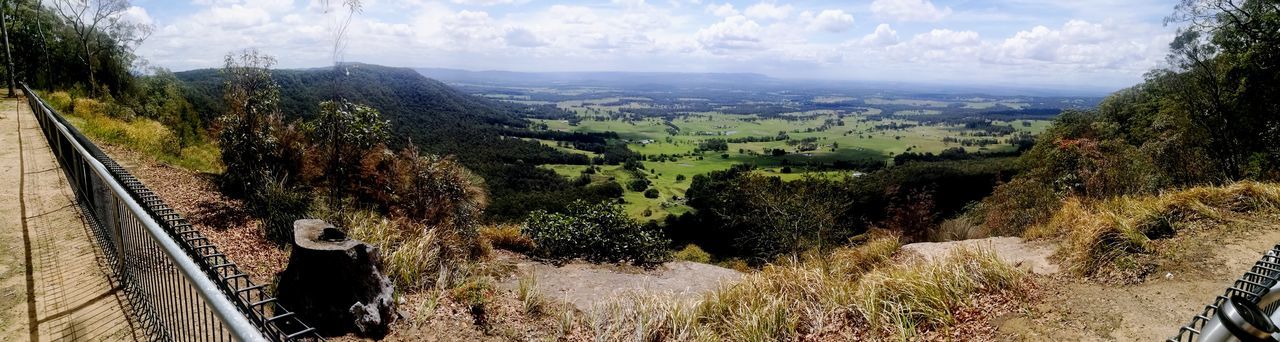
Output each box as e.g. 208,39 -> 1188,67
503,257 -> 742,311
900,236 -> 1060,275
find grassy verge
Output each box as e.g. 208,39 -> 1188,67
45,91 -> 223,174
1029,181 -> 1280,283
563,233 -> 1030,340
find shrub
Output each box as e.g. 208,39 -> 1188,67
251,177 -> 312,245
928,216 -> 981,242
978,178 -> 1061,236
218,51 -> 281,198
522,200 -> 671,265
451,276 -> 495,328
355,146 -> 488,261
627,177 -> 651,192
480,224 -> 534,253
73,97 -> 106,117
46,91 -> 73,113
673,244 -> 711,263
585,180 -> 624,198
643,188 -> 659,198
563,234 -> 952,340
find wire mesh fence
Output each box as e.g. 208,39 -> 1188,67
21,83 -> 322,342
1168,244 -> 1280,341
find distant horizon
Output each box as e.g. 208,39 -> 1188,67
132,0 -> 1176,92
170,62 -> 1119,97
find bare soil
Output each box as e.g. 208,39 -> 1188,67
100,144 -> 288,284
996,215 -> 1280,341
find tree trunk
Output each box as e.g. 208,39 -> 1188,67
34,1 -> 52,88
1,0 -> 16,97
81,40 -> 95,96
276,219 -> 396,338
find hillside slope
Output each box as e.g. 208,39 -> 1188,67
175,63 -> 595,219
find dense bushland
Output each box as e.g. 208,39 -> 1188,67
668,158 -> 1017,263
175,64 -> 629,221
974,0 -> 1280,237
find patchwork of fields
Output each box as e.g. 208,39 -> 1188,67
520,96 -> 1052,219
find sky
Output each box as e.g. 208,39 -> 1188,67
122,0 -> 1182,90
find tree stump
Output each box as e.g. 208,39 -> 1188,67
276,219 -> 396,338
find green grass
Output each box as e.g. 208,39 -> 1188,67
534,107 -> 1050,219
54,94 -> 224,174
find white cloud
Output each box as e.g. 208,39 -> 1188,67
870,0 -> 951,22
992,20 -> 1152,70
200,5 -> 271,29
705,3 -> 738,17
450,0 -> 525,5
133,0 -> 1175,88
911,29 -> 979,48
120,6 -> 154,26
696,15 -> 763,51
743,2 -> 791,21
504,27 -> 546,47
860,23 -> 898,46
808,9 -> 854,33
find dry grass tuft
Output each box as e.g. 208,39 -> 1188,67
1041,181 -> 1280,283
480,224 -> 534,253
554,232 -> 1029,340
856,246 -> 1027,338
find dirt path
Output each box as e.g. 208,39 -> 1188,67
0,93 -> 139,341
996,219 -> 1280,341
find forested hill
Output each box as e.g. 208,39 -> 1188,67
175,63 -> 597,220
179,63 -> 529,139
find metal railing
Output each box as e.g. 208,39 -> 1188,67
1169,243 -> 1280,341
20,83 -> 321,341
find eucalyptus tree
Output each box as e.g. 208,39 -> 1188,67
50,0 -> 150,96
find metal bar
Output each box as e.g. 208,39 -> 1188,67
19,84 -> 271,341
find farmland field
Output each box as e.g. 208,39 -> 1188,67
437,77 -> 1095,219
526,103 -> 1051,219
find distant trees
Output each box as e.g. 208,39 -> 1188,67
51,0 -> 150,96
671,159 -> 1017,262
0,1 -> 147,97
627,177 -> 651,192
696,138 -> 729,153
